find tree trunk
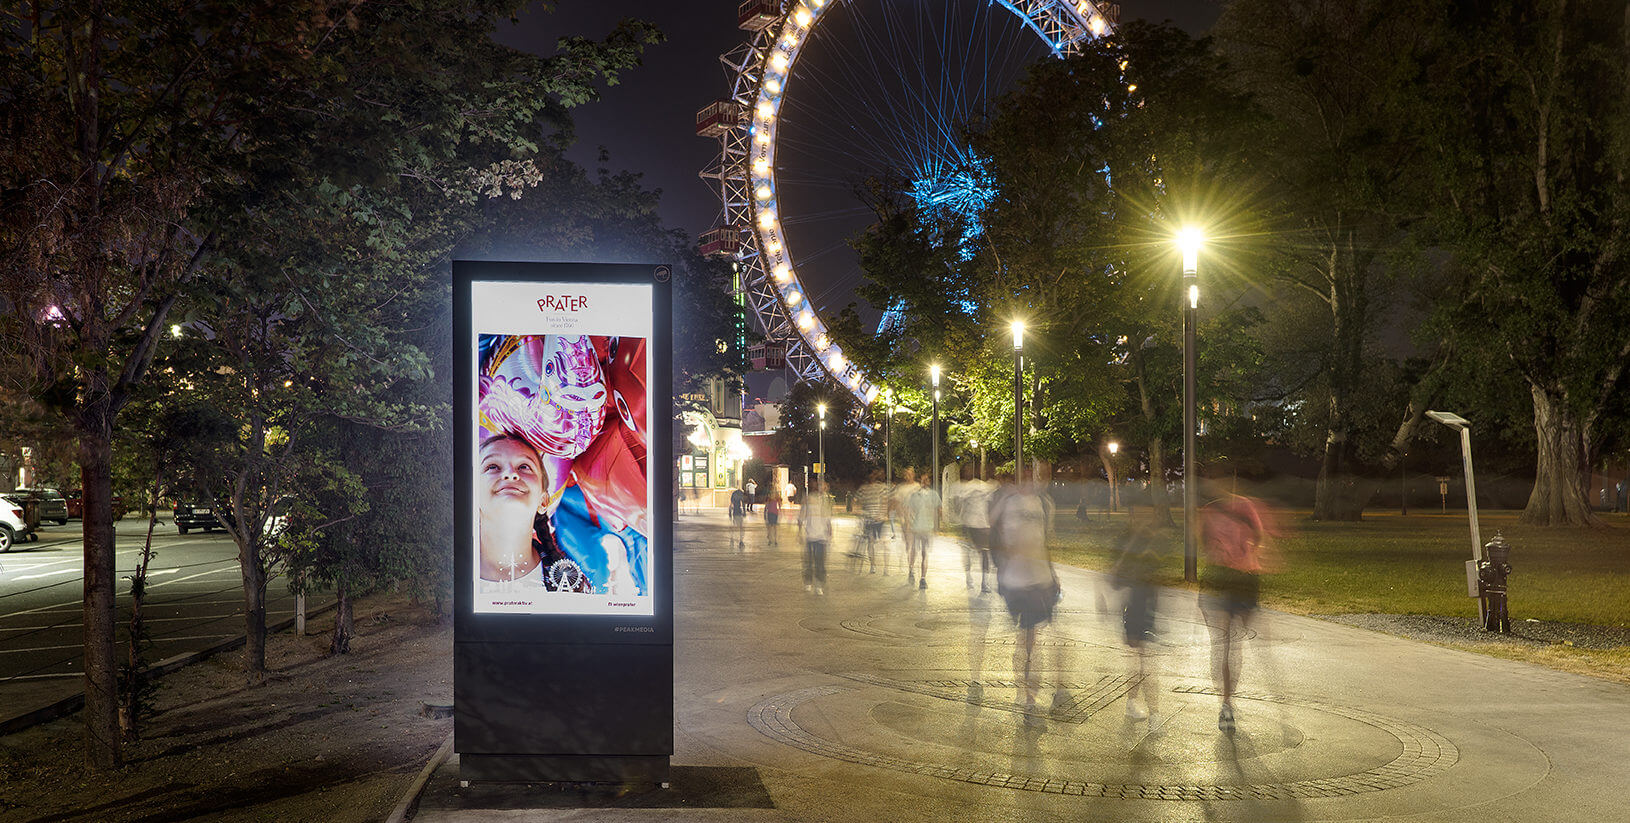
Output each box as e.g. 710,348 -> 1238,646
1147,436 -> 1173,527
1522,382 -> 1600,526
332,577 -> 354,655
77,415 -> 121,768
1313,233 -> 1369,522
240,537 -> 268,683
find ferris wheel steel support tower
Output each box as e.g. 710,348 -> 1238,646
698,0 -> 1119,404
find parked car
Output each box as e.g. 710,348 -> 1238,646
8,488 -> 68,526
1,496 -> 35,551
174,501 -> 222,534
65,490 -> 128,522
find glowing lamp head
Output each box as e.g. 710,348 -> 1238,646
930,363 -> 941,387
1011,320 -> 1025,350
1177,226 -> 1204,275
1188,283 -> 1200,309
1108,441 -> 1119,455
817,402 -> 827,420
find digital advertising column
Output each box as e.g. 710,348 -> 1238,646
453,261 -> 673,784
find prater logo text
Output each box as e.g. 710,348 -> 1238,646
537,295 -> 589,312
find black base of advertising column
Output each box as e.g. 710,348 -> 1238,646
453,261 -> 674,786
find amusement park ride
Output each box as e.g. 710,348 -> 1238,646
696,0 -> 1121,404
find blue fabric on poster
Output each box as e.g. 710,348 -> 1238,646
552,484 -> 649,596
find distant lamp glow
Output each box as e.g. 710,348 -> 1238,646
170,324 -> 183,338
756,185 -> 773,200
797,311 -> 815,330
784,289 -> 801,306
752,158 -> 769,174
770,51 -> 789,71
1108,441 -> 1119,455
794,6 -> 812,26
1090,16 -> 1107,35
1177,226 -> 1204,275
773,264 -> 791,282
817,402 -> 827,419
757,209 -> 776,228
1011,320 -> 1025,350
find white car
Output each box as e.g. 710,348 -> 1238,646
1,497 -> 34,552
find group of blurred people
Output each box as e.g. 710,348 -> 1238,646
720,466 -> 1278,735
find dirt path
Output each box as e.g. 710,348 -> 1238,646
0,594 -> 452,823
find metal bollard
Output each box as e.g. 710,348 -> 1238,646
1478,532 -> 1513,633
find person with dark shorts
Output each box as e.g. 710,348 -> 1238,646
955,466 -> 994,592
1200,493 -> 1269,733
1111,518 -> 1166,727
990,474 -> 1057,715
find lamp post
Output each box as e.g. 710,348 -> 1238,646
883,389 -> 893,486
931,364 -> 941,497
1012,320 -> 1025,483
817,402 -> 827,489
1177,227 -> 1203,582
1108,440 -> 1120,513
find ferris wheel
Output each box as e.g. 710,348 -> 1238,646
697,0 -> 1120,405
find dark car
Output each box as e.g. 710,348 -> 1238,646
174,501 -> 222,534
65,490 -> 128,522
9,488 -> 68,526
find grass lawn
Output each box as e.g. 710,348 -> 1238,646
1051,508 -> 1630,628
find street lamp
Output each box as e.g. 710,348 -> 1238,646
1107,440 -> 1120,513
1176,226 -> 1204,582
931,364 -> 941,497
1011,320 -> 1025,483
882,389 -> 893,486
817,402 -> 827,489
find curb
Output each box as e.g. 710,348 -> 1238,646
386,731 -> 454,823
0,600 -> 338,737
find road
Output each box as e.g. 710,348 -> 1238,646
0,514 -> 301,715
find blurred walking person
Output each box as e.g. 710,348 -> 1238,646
764,491 -> 781,548
887,468 -> 918,572
990,473 -> 1057,713
800,481 -> 833,595
905,474 -> 940,589
1111,518 -> 1166,728
728,485 -> 747,552
954,466 -> 994,592
1200,493 -> 1271,733
858,471 -> 889,573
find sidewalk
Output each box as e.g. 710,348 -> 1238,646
412,511 -> 1630,821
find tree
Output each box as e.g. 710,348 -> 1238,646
1214,0 -> 1450,520
1422,0 -> 1630,525
773,381 -> 869,493
0,0 -> 378,768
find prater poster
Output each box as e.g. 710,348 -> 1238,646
470,280 -> 653,616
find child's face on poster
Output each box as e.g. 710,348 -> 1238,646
479,436 -> 546,519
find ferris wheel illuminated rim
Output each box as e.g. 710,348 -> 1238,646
740,0 -> 1118,404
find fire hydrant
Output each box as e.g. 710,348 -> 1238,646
1479,532 -> 1512,633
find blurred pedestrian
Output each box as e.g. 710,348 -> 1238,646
764,491 -> 781,547
745,477 -> 758,514
905,473 -> 940,589
954,465 -> 994,592
728,486 -> 747,552
1111,517 -> 1166,727
858,471 -> 890,573
990,473 -> 1057,712
801,481 -> 833,594
1199,493 -> 1272,733
888,468 -> 917,570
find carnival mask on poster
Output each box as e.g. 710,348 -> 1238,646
479,335 -> 608,459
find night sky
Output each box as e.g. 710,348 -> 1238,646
495,1 -> 1225,318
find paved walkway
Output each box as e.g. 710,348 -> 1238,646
416,511 -> 1630,821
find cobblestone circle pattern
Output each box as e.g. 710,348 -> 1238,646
748,683 -> 1458,800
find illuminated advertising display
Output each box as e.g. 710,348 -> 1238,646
470,279 -> 653,616
453,260 -> 673,785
